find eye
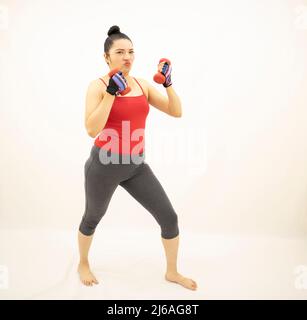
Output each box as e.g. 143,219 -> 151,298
116,51 -> 134,54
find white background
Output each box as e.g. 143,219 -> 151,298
1,0 -> 307,299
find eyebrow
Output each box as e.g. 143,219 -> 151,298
115,48 -> 134,51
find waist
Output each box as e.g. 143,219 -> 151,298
94,132 -> 145,155
92,144 -> 145,165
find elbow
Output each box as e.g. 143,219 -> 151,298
172,112 -> 182,118
85,120 -> 98,138
168,104 -> 182,118
86,126 -> 97,138
88,130 -> 97,138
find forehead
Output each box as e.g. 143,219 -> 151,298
112,39 -> 133,50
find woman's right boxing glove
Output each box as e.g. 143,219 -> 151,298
106,69 -> 130,96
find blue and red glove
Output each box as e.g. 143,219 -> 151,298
161,62 -> 172,88
106,70 -> 129,96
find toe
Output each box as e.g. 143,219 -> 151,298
190,280 -> 197,289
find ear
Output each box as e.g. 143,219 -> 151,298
104,53 -> 109,64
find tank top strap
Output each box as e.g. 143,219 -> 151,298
133,77 -> 145,95
99,78 -> 108,87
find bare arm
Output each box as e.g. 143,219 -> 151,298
142,79 -> 182,117
84,80 -> 115,138
165,85 -> 182,117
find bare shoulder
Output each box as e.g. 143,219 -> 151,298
135,77 -> 150,98
86,78 -> 105,97
88,78 -> 105,90
136,77 -> 149,89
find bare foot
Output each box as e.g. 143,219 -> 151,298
78,262 -> 99,286
165,272 -> 197,290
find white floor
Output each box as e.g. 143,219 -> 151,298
0,227 -> 307,300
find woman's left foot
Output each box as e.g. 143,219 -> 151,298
165,272 -> 198,290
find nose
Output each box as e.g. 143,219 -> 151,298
124,52 -> 133,59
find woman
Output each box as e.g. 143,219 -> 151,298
78,25 -> 197,291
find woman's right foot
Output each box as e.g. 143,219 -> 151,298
77,262 -> 99,286
165,272 -> 197,290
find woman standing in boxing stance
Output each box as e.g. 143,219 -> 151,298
78,25 -> 197,291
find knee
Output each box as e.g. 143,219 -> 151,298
160,211 -> 179,239
79,215 -> 99,236
79,221 -> 95,236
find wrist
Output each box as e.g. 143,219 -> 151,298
105,90 -> 117,97
106,77 -> 120,95
106,87 -> 118,96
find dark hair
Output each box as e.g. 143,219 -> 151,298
104,25 -> 132,54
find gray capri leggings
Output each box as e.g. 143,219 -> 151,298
79,145 -> 179,239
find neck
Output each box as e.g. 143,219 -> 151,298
108,69 -> 131,80
122,71 -> 130,78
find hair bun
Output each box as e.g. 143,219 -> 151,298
108,25 -> 121,36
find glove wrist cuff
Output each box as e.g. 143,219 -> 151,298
106,86 -> 118,96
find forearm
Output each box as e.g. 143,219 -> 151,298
86,93 -> 115,137
166,85 -> 182,117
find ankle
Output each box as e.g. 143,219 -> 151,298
79,259 -> 90,266
166,270 -> 179,275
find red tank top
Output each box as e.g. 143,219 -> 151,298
94,77 -> 150,155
